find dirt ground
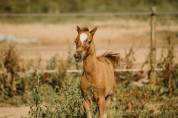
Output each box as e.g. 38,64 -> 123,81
0,107 -> 29,118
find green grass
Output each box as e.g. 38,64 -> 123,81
0,67 -> 177,117
27,73 -> 178,118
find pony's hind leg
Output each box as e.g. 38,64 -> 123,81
83,99 -> 92,118
98,96 -> 107,118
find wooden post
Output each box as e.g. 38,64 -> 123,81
26,0 -> 31,13
150,7 -> 157,84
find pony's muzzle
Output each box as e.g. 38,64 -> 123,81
74,53 -> 82,62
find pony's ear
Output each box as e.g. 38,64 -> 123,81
77,26 -> 81,33
90,27 -> 97,36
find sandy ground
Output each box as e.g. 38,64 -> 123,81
0,19 -> 177,47
0,107 -> 29,118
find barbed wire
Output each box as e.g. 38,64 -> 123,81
0,68 -> 163,75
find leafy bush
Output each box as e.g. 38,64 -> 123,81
29,75 -> 85,118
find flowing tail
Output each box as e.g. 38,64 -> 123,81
103,52 -> 120,68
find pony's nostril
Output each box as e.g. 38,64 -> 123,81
74,53 -> 80,58
74,53 -> 82,62
73,54 -> 77,58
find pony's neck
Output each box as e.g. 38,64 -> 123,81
83,43 -> 97,74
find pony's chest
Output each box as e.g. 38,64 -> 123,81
84,72 -> 101,84
81,76 -> 105,98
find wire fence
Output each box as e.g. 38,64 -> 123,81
0,68 -> 163,76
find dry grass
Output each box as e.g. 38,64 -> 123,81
0,42 -> 177,117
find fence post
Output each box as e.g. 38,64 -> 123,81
150,7 -> 157,84
26,0 -> 31,13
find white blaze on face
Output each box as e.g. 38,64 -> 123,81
79,33 -> 88,43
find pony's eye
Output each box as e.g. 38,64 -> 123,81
88,39 -> 92,44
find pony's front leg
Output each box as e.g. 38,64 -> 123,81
81,78 -> 92,118
83,99 -> 92,118
82,89 -> 92,118
98,96 -> 107,118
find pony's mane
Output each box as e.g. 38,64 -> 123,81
99,52 -> 120,68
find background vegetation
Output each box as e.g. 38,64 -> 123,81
0,0 -> 178,13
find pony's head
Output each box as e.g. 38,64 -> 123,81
74,26 -> 97,62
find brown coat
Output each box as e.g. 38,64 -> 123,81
74,26 -> 119,118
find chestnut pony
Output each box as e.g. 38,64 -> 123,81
74,26 -> 119,118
